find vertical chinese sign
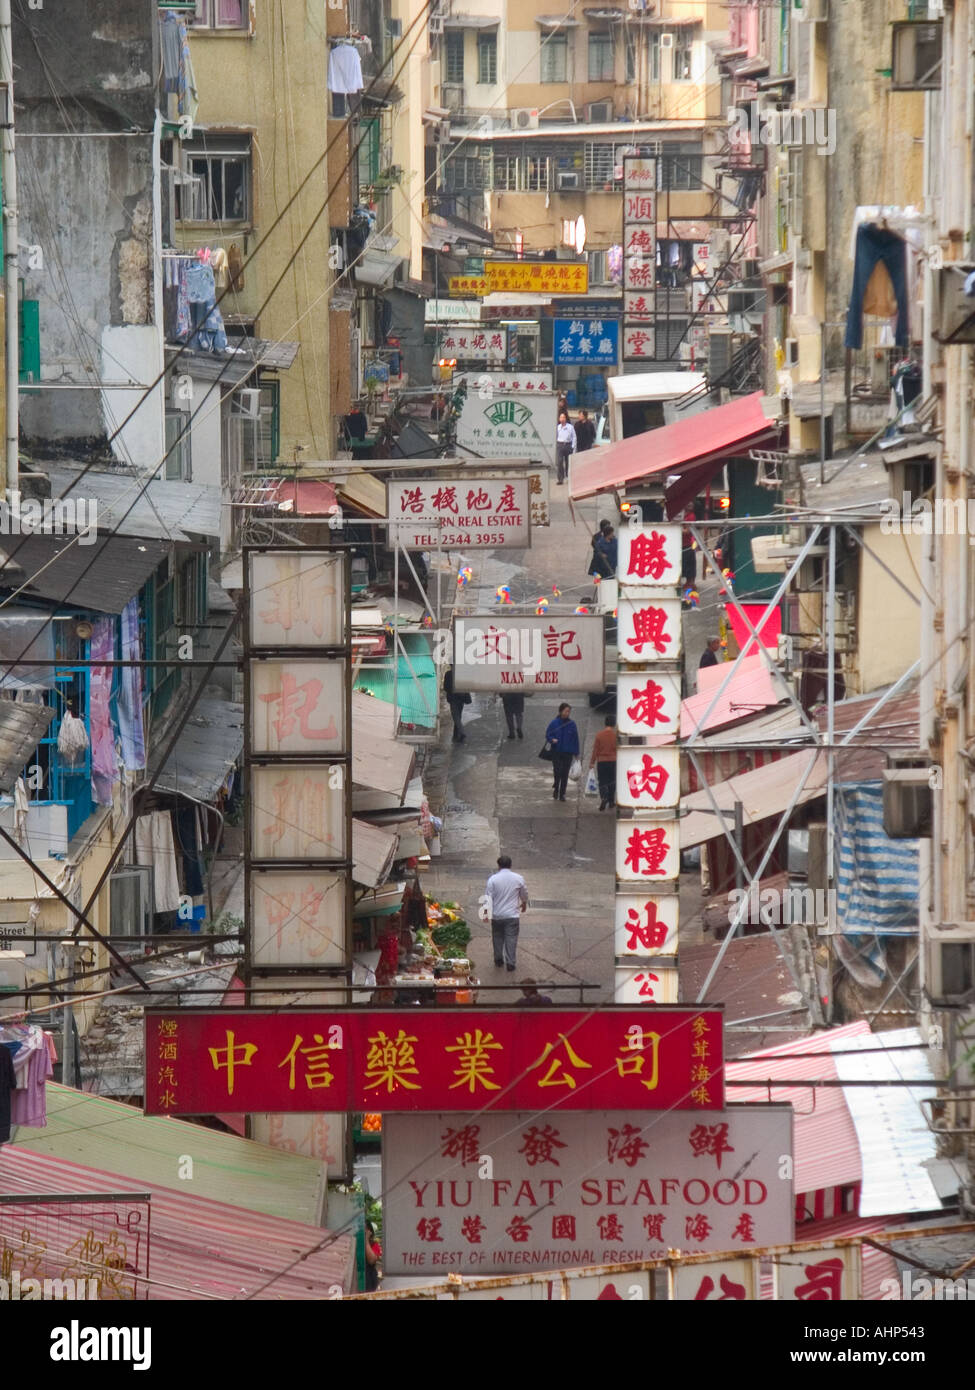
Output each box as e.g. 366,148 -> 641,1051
614,521 -> 684,1015
244,548 -> 352,1177
622,157 -> 657,363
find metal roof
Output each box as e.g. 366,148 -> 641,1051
154,693 -> 244,803
42,464 -> 222,541
0,1146 -> 353,1299
12,1082 -> 327,1226
353,816 -> 399,888
0,533 -> 171,614
680,933 -> 815,1056
173,338 -> 300,385
0,698 -> 55,791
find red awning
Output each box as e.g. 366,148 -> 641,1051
569,392 -> 781,502
271,479 -> 340,515
726,602 -> 782,656
682,652 -> 782,737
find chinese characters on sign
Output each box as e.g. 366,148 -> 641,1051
455,374 -> 557,468
616,672 -> 682,739
382,1107 -> 792,1276
617,525 -> 682,587
614,894 -> 679,956
616,747 -> 681,811
452,615 -> 605,692
447,275 -> 489,297
616,821 -> 681,884
553,318 -> 619,367
250,659 -> 345,756
143,1008 -> 724,1115
614,964 -> 679,1004
623,325 -> 656,360
484,262 -> 588,294
250,869 -> 348,968
249,765 -> 347,862
617,597 -> 684,663
623,156 -> 658,361
248,551 -> 345,648
527,468 -> 550,528
387,478 -> 531,550
438,326 -> 506,363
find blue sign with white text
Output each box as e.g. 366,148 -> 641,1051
553,317 -> 619,366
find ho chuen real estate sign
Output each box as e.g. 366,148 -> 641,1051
144,1007 -> 723,1115
387,477 -> 530,550
451,614 -> 605,692
383,1107 -> 793,1276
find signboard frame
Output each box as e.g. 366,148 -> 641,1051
451,613 -> 606,693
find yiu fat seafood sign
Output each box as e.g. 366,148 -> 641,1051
143,1008 -> 722,1115
383,1108 -> 793,1276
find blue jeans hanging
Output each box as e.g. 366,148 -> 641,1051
845,224 -> 909,350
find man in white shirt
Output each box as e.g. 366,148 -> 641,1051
485,854 -> 529,971
555,412 -> 577,485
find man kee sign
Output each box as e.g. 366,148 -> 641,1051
387,477 -> 530,550
452,614 -> 605,692
144,1007 -> 723,1115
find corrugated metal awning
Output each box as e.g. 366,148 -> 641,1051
175,339 -> 300,385
0,699 -> 55,792
353,817 -> 399,888
334,472 -> 387,518
43,465 -> 222,541
1,534 -> 172,614
155,694 -> 244,802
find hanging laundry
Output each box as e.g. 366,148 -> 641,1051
174,804 -> 205,898
228,242 -> 244,291
211,246 -> 230,293
135,811 -> 182,913
862,258 -> 898,319
845,223 -> 909,349
90,618 -> 119,808
10,1028 -> 52,1128
0,1042 -> 14,1145
117,598 -> 146,772
160,10 -> 199,122
328,41 -> 364,95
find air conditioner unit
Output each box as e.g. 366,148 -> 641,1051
891,20 -> 943,90
587,102 -> 612,124
235,388 -> 262,418
442,83 -> 465,112
660,33 -> 674,50
882,764 -> 933,838
557,171 -> 580,190
512,107 -> 539,130
434,119 -> 452,143
784,337 -> 799,367
387,18 -> 402,38
925,924 -> 975,1007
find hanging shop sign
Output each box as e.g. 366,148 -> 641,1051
425,299 -> 483,323
484,261 -> 588,294
247,550 -> 346,649
455,372 -> 557,467
623,291 -> 655,322
143,1007 -> 724,1115
623,158 -> 657,191
249,763 -> 348,862
617,524 -> 682,587
553,317 -> 619,366
616,671 -> 682,738
451,614 -> 605,692
249,868 -> 348,969
617,596 -> 684,663
614,893 -> 679,957
438,326 -> 507,363
387,477 -> 530,550
448,275 -> 489,297
381,1106 -> 792,1277
622,324 -> 656,361
528,468 -> 550,528
616,820 -> 681,884
615,747 -> 681,811
250,1112 -> 350,1183
624,190 -> 656,224
614,963 -> 679,1004
249,659 -> 347,756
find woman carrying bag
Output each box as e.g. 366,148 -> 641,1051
544,703 -> 580,802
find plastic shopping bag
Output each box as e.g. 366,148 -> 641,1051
57,711 -> 90,768
568,757 -> 582,782
584,768 -> 599,797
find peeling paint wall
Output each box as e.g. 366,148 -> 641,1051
13,0 -> 163,458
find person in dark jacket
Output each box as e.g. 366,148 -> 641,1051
443,667 -> 471,743
596,525 -> 618,575
501,692 -> 525,739
575,410 -> 596,452
589,519 -> 614,578
545,702 -> 580,801
699,637 -> 721,669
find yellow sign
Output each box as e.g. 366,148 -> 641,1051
448,275 -> 488,297
484,262 -> 589,294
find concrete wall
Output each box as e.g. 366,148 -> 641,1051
185,3 -> 336,458
856,523 -> 922,693
13,0 -> 162,458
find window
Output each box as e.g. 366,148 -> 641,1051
192,0 -> 247,30
540,32 -> 567,83
493,155 -> 518,190
526,155 -> 550,191
625,36 -> 637,84
477,32 -> 497,85
589,33 -> 613,82
358,116 -> 381,188
445,31 -> 465,84
176,134 -> 251,223
164,411 -> 192,482
659,145 -> 703,190
673,30 -> 693,81
650,31 -> 660,82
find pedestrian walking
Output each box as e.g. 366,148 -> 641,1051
486,854 -> 529,971
501,692 -> 525,739
588,519 -> 614,579
699,637 -> 721,670
556,411 -> 576,484
575,409 -> 596,452
588,714 -> 617,811
545,702 -> 580,801
443,666 -> 471,742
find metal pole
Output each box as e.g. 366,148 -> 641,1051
819,321 -> 826,482
61,942 -> 76,1087
734,799 -> 744,899
0,0 -> 18,491
825,522 -> 837,1023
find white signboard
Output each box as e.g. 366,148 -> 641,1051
248,551 -> 345,648
671,1258 -> 759,1302
250,660 -> 346,755
383,1108 -> 794,1276
617,525 -> 682,588
249,868 -> 347,967
250,764 -> 347,861
618,597 -> 683,663
425,299 -> 482,323
251,1112 -> 349,1181
388,477 -> 530,550
614,893 -> 679,956
617,672 -> 681,738
456,372 -> 557,468
614,963 -> 679,1004
623,191 -> 656,224
616,747 -> 681,810
528,468 -> 550,528
452,615 -> 605,693
438,326 -> 506,363
616,819 -> 680,883
624,291 -> 655,321
623,323 -> 656,361
623,157 -> 658,191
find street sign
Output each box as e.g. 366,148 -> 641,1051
387,477 -> 531,550
484,261 -> 588,294
143,1007 -> 724,1115
382,1107 -> 793,1276
553,317 -> 619,366
455,372 -> 557,467
451,614 -> 605,692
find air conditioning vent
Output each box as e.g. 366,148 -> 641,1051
512,107 -> 539,130
587,102 -> 612,124
891,20 -> 943,91
557,171 -> 580,190
925,926 -> 975,1007
882,766 -> 933,838
234,388 -> 262,419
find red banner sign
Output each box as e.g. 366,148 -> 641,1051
144,1008 -> 723,1115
